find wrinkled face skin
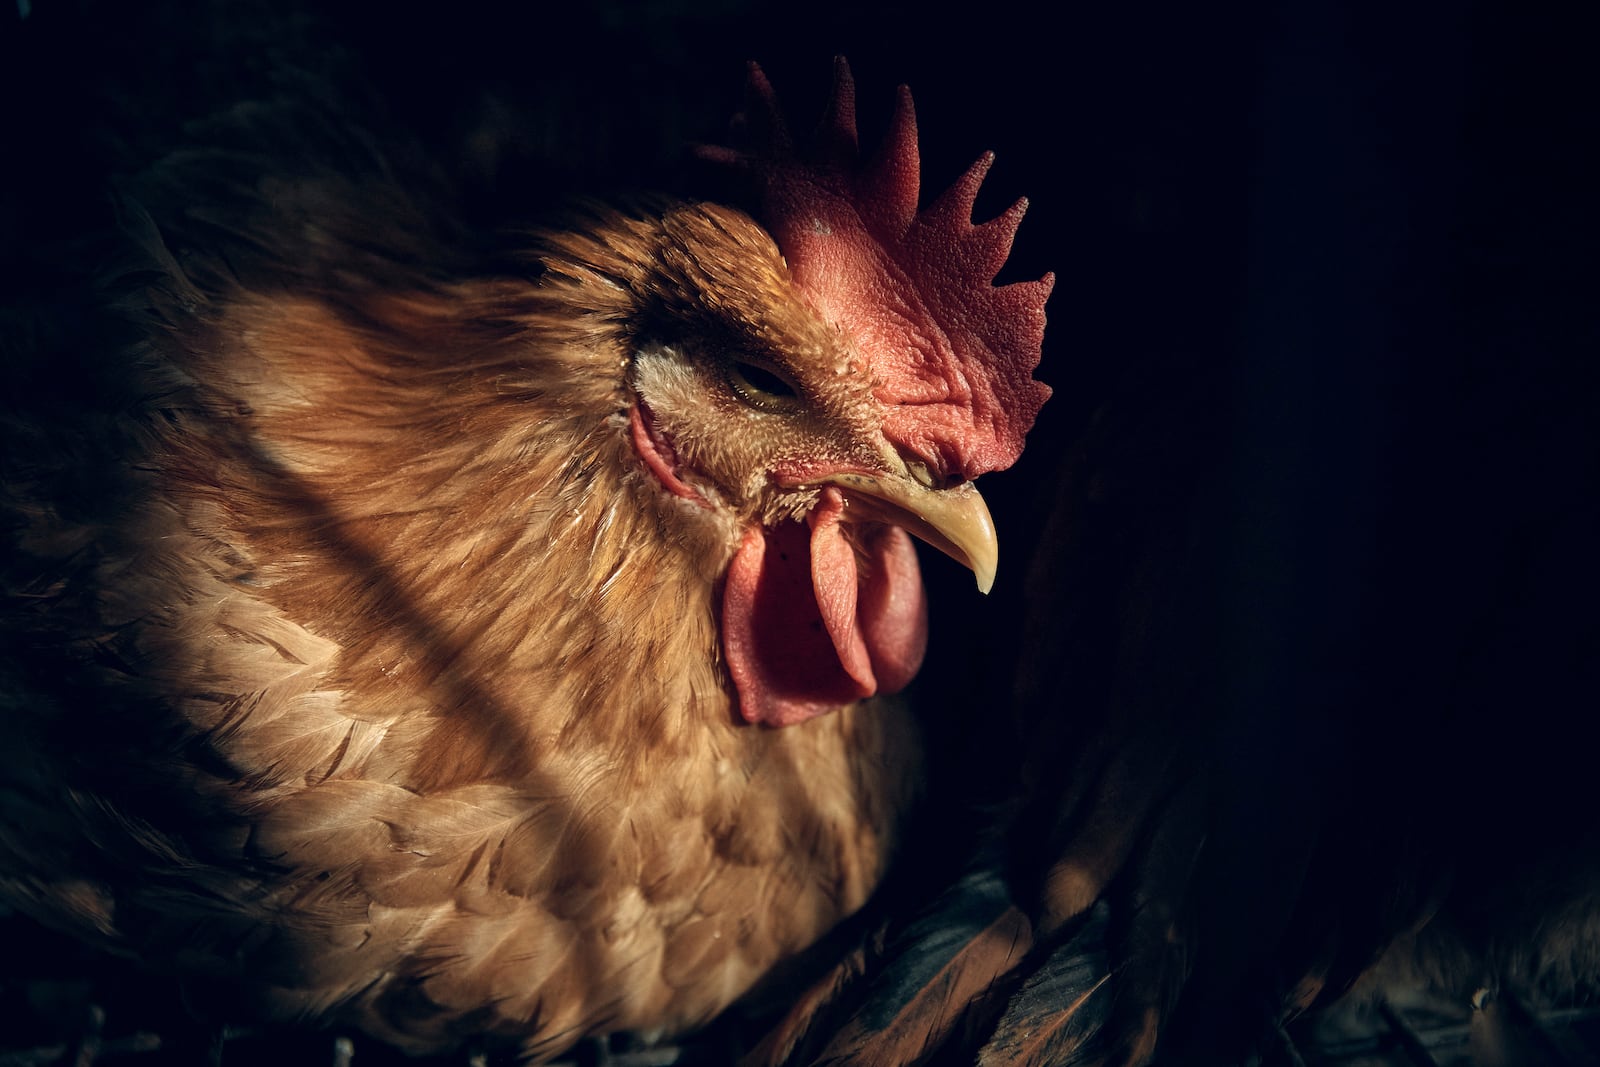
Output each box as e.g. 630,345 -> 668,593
610,203 -> 998,727
621,204 -> 993,535
623,205 -> 900,518
629,336 -> 892,524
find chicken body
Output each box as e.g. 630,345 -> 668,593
1,188 -> 932,1051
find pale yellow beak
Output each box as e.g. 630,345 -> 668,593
806,472 -> 999,594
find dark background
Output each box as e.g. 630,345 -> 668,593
3,0 -> 1597,1061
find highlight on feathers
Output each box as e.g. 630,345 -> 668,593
1,41 -> 1066,1064
698,57 -> 1054,484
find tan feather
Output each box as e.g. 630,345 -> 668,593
0,25 -> 1071,1061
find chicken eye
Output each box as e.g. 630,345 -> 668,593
726,359 -> 800,411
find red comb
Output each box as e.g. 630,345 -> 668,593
698,57 -> 1053,481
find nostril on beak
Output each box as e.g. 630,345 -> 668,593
904,459 -> 937,489
884,434 -> 968,491
891,446 -> 965,491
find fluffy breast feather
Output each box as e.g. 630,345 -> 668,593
0,187 -> 922,1054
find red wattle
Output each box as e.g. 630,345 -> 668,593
855,523 -> 927,693
808,492 -> 875,692
721,489 -> 929,727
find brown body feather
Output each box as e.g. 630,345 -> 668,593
1,136 -> 921,1053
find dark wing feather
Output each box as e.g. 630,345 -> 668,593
805,868 -> 1033,1067
976,904 -> 1114,1067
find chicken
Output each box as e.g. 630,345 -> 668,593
0,56 -> 1051,1058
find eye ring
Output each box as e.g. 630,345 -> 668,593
725,358 -> 802,412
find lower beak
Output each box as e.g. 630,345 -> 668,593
806,472 -> 999,594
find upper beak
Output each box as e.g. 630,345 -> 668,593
804,471 -> 999,594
